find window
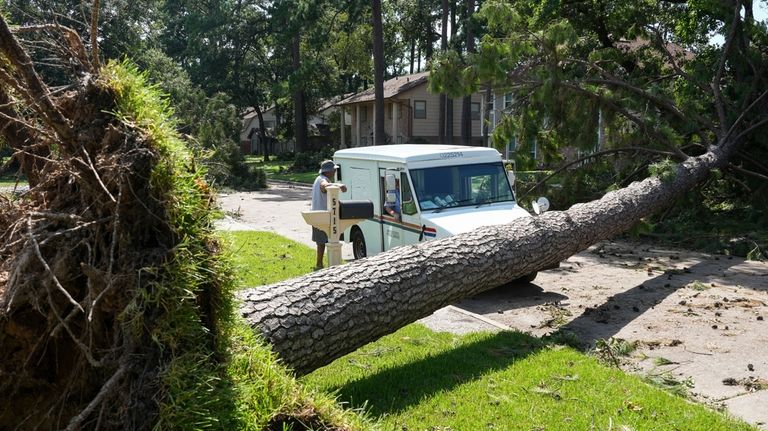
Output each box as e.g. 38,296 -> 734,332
401,172 -> 417,215
503,93 -> 513,109
471,102 -> 480,120
264,120 -> 275,130
360,106 -> 367,122
409,162 -> 515,211
413,100 -> 427,119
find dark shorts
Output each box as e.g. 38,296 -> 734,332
312,227 -> 328,244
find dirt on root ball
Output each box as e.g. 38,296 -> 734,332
0,78 -> 172,430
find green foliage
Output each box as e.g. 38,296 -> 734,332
291,148 -> 335,173
132,49 -> 260,190
648,158 -> 677,183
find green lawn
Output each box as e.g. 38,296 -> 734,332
222,230 -> 317,286
224,230 -> 755,430
244,156 -> 316,184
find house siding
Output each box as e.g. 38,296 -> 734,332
399,86 -> 483,143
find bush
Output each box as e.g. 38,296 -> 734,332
290,148 -> 335,172
229,163 -> 267,190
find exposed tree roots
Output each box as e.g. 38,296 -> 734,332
0,19 -> 217,430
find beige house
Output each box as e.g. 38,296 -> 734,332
335,72 -> 485,147
239,107 -> 280,154
240,97 -> 352,155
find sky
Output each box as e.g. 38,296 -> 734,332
710,1 -> 767,45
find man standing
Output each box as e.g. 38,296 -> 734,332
311,159 -> 347,269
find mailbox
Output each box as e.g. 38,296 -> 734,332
339,200 -> 373,220
301,184 -> 371,267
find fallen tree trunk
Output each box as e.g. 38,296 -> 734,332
239,143 -> 734,375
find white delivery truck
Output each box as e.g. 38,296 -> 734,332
334,144 -> 548,279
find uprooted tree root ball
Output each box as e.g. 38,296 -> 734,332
0,23 -> 234,429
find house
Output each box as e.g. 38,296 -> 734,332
240,96 -> 352,155
239,106 -> 280,155
335,72 -> 485,147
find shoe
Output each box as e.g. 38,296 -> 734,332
313,265 -> 323,271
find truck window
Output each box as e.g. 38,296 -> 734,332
400,172 -> 417,215
409,162 -> 515,210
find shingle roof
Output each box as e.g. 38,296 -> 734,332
335,72 -> 430,105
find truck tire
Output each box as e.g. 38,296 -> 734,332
351,228 -> 366,260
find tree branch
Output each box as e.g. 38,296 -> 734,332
726,163 -> 768,182
712,3 -> 742,136
722,88 -> 768,143
0,17 -> 76,143
520,146 -> 679,199
560,81 -> 688,158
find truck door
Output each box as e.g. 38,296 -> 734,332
380,168 -> 404,251
379,168 -> 422,251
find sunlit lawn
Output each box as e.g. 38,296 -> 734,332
222,230 -> 316,287
244,156 -> 316,184
224,230 -> 756,430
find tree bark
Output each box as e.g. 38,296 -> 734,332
439,0 -> 448,145
372,0 -> 386,145
255,105 -> 270,161
461,0 -> 475,145
291,32 -> 307,153
483,83 -> 492,147
239,143 -> 736,375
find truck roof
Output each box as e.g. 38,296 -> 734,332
334,144 -> 502,164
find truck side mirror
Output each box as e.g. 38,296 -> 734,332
532,197 -> 550,215
385,173 -> 396,190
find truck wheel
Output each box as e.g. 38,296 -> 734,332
351,228 -> 366,260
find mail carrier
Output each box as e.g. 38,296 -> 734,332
335,144 -> 546,277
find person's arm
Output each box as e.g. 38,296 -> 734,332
319,178 -> 331,193
320,179 -> 347,193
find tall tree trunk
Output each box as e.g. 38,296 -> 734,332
439,0 -> 448,145
483,83 -> 492,147
372,0 -> 385,145
446,0 -> 456,144
409,38 -> 415,74
461,0 -> 476,145
255,105 -> 270,161
239,144 -> 737,375
291,32 -> 307,153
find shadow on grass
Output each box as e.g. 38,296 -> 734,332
327,330 -> 545,416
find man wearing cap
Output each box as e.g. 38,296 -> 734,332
311,159 -> 347,269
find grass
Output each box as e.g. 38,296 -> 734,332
222,230 -> 317,286
303,326 -> 754,430
224,230 -> 756,431
244,155 -> 317,184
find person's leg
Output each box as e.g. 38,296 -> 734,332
316,243 -> 325,269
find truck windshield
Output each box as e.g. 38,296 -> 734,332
409,162 -> 515,211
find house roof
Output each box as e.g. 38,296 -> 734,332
242,106 -> 275,120
335,72 -> 430,106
